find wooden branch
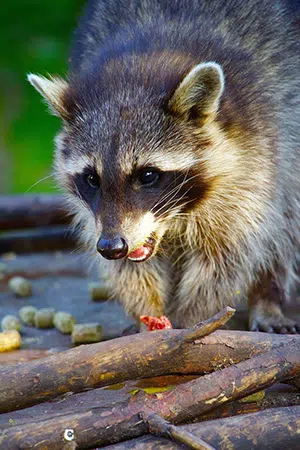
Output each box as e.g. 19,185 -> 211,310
1,379 -> 298,429
0,226 -> 76,254
198,383 -> 300,421
103,406 -> 300,449
182,306 -> 235,342
1,340 -> 299,448
0,314 -> 298,413
158,339 -> 300,424
0,194 -> 69,230
144,413 -> 216,450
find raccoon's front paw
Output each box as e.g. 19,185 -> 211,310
249,302 -> 300,334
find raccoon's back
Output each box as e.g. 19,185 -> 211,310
70,0 -> 299,76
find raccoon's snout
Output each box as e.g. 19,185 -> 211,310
97,236 -> 128,260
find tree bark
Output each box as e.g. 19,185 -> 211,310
198,383 -> 300,421
144,413 -> 217,450
1,340 -> 299,449
1,379 -> 298,429
102,406 -> 300,450
0,325 -> 298,413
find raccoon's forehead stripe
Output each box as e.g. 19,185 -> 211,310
139,152 -> 197,172
65,155 -> 101,176
55,133 -> 102,175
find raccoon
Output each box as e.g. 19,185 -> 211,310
29,0 -> 300,333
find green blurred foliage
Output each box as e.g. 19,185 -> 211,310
0,0 -> 85,193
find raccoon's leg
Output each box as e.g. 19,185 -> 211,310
248,266 -> 300,334
168,253 -> 236,328
107,257 -> 172,325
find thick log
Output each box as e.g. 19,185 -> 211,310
103,406 -> 300,450
0,324 -> 298,413
0,194 -> 68,230
0,226 -> 76,254
1,341 -> 299,449
1,379 -> 298,429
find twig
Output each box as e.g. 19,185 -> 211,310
182,306 -> 235,342
144,413 -> 216,450
102,406 -> 300,449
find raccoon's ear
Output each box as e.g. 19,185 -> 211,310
168,62 -> 224,123
27,74 -> 70,120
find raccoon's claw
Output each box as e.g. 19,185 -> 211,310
250,322 -> 299,334
249,309 -> 300,334
272,324 -> 299,334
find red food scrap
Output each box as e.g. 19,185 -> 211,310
140,315 -> 173,331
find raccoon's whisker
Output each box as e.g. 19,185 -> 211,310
160,172 -> 200,208
155,199 -> 188,221
26,174 -> 54,192
158,196 -> 196,221
69,243 -> 88,255
72,182 -> 86,206
155,196 -> 195,221
155,182 -> 196,219
150,178 -> 182,213
150,168 -> 193,213
166,185 -> 195,213
152,171 -> 198,216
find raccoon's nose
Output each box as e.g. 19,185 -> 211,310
97,236 -> 128,260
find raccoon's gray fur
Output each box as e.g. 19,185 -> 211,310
29,0 -> 300,332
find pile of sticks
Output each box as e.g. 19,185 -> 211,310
0,307 -> 299,449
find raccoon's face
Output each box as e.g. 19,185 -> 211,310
28,62 -> 224,262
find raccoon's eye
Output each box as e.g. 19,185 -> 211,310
138,168 -> 160,186
86,173 -> 100,189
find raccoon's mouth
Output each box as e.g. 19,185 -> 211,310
127,237 -> 156,262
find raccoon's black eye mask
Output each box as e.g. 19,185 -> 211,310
71,165 -> 162,203
71,163 -> 207,219
70,167 -> 101,209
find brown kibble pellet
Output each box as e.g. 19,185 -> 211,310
1,315 -> 22,332
19,306 -> 38,326
54,312 -> 76,334
72,323 -> 102,344
34,308 -> 55,328
0,330 -> 21,352
88,282 -> 110,301
8,276 -> 32,297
